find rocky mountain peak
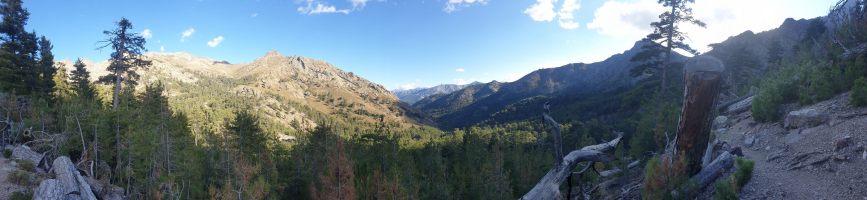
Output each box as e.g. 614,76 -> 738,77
264,50 -> 284,58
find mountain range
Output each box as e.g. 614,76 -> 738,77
391,82 -> 479,104
62,51 -> 424,135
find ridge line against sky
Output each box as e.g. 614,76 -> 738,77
24,0 -> 834,90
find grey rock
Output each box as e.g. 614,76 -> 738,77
85,177 -> 125,200
834,136 -> 852,152
713,116 -> 729,128
11,145 -> 43,166
34,179 -> 63,200
744,135 -> 756,147
784,108 -> 828,129
52,156 -> 97,200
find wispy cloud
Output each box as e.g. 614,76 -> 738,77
180,28 -> 195,42
160,45 -> 165,52
250,13 -> 259,18
141,29 -> 152,39
445,0 -> 488,13
557,0 -> 580,29
298,0 -> 350,15
207,36 -> 224,47
455,68 -> 465,72
351,0 -> 368,8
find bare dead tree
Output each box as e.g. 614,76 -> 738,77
523,105 -> 624,199
542,101 -> 564,165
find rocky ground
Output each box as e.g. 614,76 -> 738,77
0,156 -> 33,199
716,93 -> 867,200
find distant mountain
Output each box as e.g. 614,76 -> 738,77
704,17 -> 815,97
392,82 -> 478,104
68,51 -> 425,133
415,17 -> 817,129
417,41 -> 675,129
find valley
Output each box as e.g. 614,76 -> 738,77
0,0 -> 863,200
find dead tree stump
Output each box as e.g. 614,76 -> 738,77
675,56 -> 725,176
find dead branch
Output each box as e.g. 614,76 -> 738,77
521,132 -> 624,200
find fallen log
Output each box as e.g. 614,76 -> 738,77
520,132 -> 623,200
671,151 -> 736,199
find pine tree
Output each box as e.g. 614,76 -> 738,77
70,59 -> 95,100
51,62 -> 71,99
631,0 -> 706,93
0,0 -> 38,94
312,137 -> 356,200
97,18 -> 151,110
37,36 -> 55,96
225,110 -> 267,161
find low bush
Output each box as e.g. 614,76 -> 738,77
7,170 -> 32,186
712,158 -> 755,200
642,155 -> 688,200
851,77 -> 867,107
16,160 -> 35,172
9,190 -> 32,200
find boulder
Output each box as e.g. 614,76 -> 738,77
85,177 -> 125,200
11,145 -> 43,165
52,156 -> 98,200
783,108 -> 828,129
834,136 -> 852,152
34,179 -> 64,200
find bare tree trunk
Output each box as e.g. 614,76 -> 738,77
662,1 -> 676,95
675,56 -> 724,176
543,110 -> 563,165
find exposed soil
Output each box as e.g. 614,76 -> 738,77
716,93 -> 867,200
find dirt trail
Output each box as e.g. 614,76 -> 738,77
717,93 -> 867,200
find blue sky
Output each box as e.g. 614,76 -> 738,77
23,0 -> 834,90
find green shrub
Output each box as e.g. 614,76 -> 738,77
3,149 -> 11,158
733,158 -> 755,188
798,62 -> 844,104
713,180 -> 737,200
851,77 -> 867,107
16,160 -> 35,172
9,191 -> 32,200
712,158 -> 755,200
642,155 -> 688,200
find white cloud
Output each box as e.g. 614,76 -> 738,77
524,0 -> 582,29
453,78 -> 470,85
587,0 -> 832,53
251,13 -> 259,17
524,0 -> 557,22
298,0 -> 351,15
207,36 -> 224,48
180,28 -> 195,42
160,45 -> 165,52
351,0 -> 368,8
141,29 -> 152,39
455,68 -> 465,72
445,0 -> 488,13
397,83 -> 419,90
587,0 -> 663,38
557,0 -> 580,29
